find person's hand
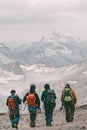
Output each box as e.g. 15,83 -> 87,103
60,107 -> 63,110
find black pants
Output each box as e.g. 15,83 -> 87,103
45,105 -> 54,125
64,102 -> 75,122
29,111 -> 37,123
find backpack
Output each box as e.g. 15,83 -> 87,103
8,97 -> 16,110
26,93 -> 36,106
63,88 -> 73,103
46,89 -> 56,108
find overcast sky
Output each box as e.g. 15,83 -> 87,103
0,0 -> 87,42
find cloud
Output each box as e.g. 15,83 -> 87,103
0,0 -> 87,41
0,0 -> 87,24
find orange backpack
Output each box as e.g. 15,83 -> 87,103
8,98 -> 16,110
26,93 -> 36,106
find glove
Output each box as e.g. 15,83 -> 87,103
60,107 -> 63,110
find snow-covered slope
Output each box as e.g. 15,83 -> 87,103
0,53 -> 13,64
0,60 -> 87,112
0,67 -> 23,84
1,61 -> 23,75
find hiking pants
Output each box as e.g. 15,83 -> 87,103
9,109 -> 20,127
28,106 -> 37,123
45,107 -> 53,125
64,102 -> 75,122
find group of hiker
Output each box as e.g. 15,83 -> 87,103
6,83 -> 77,129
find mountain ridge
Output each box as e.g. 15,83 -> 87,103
0,33 -> 87,68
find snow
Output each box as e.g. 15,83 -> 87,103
0,67 -> 23,83
0,53 -> 13,64
44,48 -> 57,56
21,64 -> 57,73
57,46 -> 73,54
68,81 -> 77,84
83,72 -> 87,76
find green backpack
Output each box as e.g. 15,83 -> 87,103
63,88 -> 73,102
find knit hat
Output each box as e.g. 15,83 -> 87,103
10,90 -> 16,93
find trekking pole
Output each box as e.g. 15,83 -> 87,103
7,108 -> 12,129
42,103 -> 45,126
60,104 -> 65,123
23,103 -> 26,111
20,102 -> 23,130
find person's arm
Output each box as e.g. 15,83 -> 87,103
16,95 -> 22,104
41,91 -> 45,102
72,90 -> 77,104
35,93 -> 40,108
23,93 -> 29,103
54,91 -> 57,99
60,91 -> 64,110
61,90 -> 64,102
6,97 -> 9,106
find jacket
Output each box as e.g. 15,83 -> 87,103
61,88 -> 77,104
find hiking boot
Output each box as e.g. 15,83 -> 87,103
30,122 -> 35,127
46,122 -> 52,126
12,124 -> 14,128
14,124 -> 18,129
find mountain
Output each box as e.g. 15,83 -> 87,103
1,61 -> 23,75
0,53 -> 13,65
11,32 -> 87,66
0,33 -> 87,72
0,43 -> 14,65
0,43 -> 13,58
0,66 -> 23,84
0,43 -> 24,74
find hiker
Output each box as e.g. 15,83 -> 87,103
6,90 -> 22,129
41,84 -> 57,126
61,83 -> 77,122
23,84 -> 40,127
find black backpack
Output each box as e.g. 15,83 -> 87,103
46,89 -> 56,108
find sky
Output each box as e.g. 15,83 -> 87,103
0,0 -> 87,42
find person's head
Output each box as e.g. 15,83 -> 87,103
10,90 -> 16,96
65,83 -> 71,89
30,84 -> 36,93
44,84 -> 50,90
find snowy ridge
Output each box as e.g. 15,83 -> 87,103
0,67 -> 23,84
21,64 -> 57,73
0,33 -> 87,67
